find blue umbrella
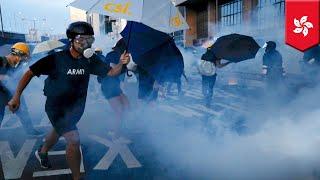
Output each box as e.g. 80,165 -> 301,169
120,21 -> 171,58
120,21 -> 184,82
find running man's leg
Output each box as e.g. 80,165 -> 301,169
201,75 -> 209,98
206,75 -> 217,106
63,130 -> 81,180
108,96 -> 124,136
40,128 -> 60,153
208,75 -> 217,98
119,93 -> 130,111
35,128 -> 59,169
177,79 -> 182,95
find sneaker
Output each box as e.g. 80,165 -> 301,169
35,146 -> 52,169
26,129 -> 45,138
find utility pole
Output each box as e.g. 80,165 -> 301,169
0,2 -> 4,37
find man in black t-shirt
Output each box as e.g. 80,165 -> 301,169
8,22 -> 130,180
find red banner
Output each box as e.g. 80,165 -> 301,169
285,0 -> 320,51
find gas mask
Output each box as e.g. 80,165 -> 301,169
73,35 -> 95,58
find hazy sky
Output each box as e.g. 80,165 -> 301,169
1,0 -> 74,34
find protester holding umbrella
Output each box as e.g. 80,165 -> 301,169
0,42 -> 43,136
97,40 -> 130,140
199,48 -> 231,107
200,33 -> 260,107
117,22 -> 185,104
7,21 -> 130,180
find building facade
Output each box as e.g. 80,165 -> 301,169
69,7 -> 125,38
176,0 -> 285,47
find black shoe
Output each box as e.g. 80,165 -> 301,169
35,146 -> 52,169
26,129 -> 45,137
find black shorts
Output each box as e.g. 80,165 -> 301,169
45,96 -> 86,136
100,77 -> 122,99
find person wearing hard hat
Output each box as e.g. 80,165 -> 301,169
7,22 -> 130,180
0,42 -> 43,136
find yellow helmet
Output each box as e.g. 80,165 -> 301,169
11,42 -> 30,57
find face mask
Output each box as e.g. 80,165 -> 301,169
83,48 -> 94,58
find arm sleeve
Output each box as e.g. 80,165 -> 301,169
0,57 -> 7,68
29,54 -> 55,77
105,51 -> 127,74
90,55 -> 111,77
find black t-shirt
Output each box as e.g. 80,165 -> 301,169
97,51 -> 120,84
0,56 -> 11,75
30,50 -> 111,98
0,56 -> 15,92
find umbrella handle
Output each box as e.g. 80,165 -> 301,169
127,70 -> 133,77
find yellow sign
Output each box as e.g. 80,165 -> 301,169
104,2 -> 132,15
171,13 -> 182,28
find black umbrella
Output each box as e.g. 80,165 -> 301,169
119,21 -> 184,82
205,34 -> 260,63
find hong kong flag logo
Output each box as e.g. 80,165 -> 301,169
293,16 -> 313,37
285,0 -> 320,52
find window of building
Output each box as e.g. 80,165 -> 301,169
86,14 -> 94,25
219,0 -> 243,27
197,8 -> 208,39
257,0 -> 285,15
273,0 -> 285,16
103,16 -> 114,34
172,6 -> 186,44
257,0 -> 285,29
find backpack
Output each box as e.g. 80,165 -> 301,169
198,60 -> 216,76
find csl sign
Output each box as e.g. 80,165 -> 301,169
285,0 -> 320,51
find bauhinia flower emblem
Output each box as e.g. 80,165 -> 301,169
293,16 -> 314,37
